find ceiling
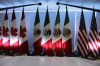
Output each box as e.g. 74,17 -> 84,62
0,0 -> 100,11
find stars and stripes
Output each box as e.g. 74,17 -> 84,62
88,10 -> 99,57
77,10 -> 88,58
98,30 -> 100,54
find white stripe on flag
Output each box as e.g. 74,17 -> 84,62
78,44 -> 85,57
78,35 -> 87,55
90,30 -> 99,53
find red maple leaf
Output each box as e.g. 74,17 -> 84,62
3,27 -> 9,37
20,26 -> 26,38
0,27 -> 2,35
11,27 -> 17,36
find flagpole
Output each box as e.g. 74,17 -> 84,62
0,2 -> 42,11
56,2 -> 100,12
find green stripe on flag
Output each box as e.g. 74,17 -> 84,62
55,7 -> 60,25
64,6 -> 69,25
34,8 -> 40,26
44,7 -> 50,27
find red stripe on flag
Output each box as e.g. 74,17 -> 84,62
89,31 -> 98,57
19,40 -> 28,54
78,38 -> 86,57
42,38 -> 52,56
53,38 -> 62,56
89,32 -> 98,52
63,38 -> 72,56
33,38 -> 43,55
77,46 -> 84,57
0,39 -> 2,50
82,30 -> 88,44
3,40 -> 10,52
98,32 -> 100,51
78,32 -> 87,50
10,41 -> 19,53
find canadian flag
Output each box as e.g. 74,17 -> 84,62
62,7 -> 72,56
10,9 -> 19,53
33,8 -> 43,55
41,8 -> 52,56
19,8 -> 29,54
3,10 -> 10,52
0,22 -> 2,50
52,7 -> 62,56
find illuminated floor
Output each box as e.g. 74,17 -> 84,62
0,56 -> 100,66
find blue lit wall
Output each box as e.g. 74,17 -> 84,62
0,0 -> 100,51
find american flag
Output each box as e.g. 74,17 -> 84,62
98,30 -> 100,54
77,10 -> 88,58
88,10 -> 99,57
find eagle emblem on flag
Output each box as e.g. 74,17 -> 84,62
43,28 -> 51,38
34,28 -> 41,37
63,28 -> 71,38
53,28 -> 61,38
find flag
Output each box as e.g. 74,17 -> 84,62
53,7 -> 62,56
0,22 -> 2,50
88,10 -> 99,57
77,10 -> 88,58
41,7 -> 52,56
10,9 -> 19,53
19,8 -> 29,54
2,10 -> 10,52
98,30 -> 100,54
62,6 -> 72,56
33,8 -> 43,55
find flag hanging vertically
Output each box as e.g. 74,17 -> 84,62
62,6 -> 72,56
53,7 -> 62,56
88,10 -> 99,58
19,8 -> 29,54
98,30 -> 100,54
0,20 -> 2,50
3,10 -> 10,52
33,8 -> 43,55
41,7 -> 52,56
10,9 -> 19,53
77,10 -> 88,58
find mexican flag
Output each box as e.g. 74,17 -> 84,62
19,8 -> 29,54
0,20 -> 2,50
41,8 -> 52,56
33,8 -> 43,55
10,9 -> 19,53
53,7 -> 62,56
3,10 -> 10,52
62,6 -> 72,56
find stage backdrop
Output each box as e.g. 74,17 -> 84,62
0,5 -> 100,51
